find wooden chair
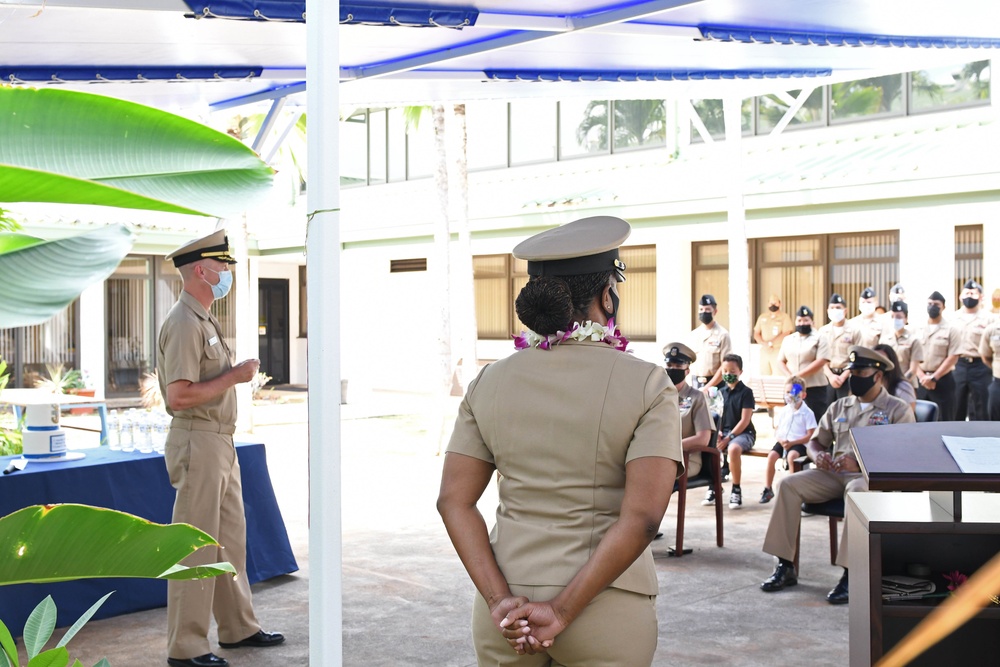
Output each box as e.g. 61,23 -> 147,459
669,429 -> 724,557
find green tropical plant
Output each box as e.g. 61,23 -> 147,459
33,364 -> 84,395
0,358 -> 21,456
0,504 -> 237,666
575,100 -> 668,150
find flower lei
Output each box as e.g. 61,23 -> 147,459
513,318 -> 629,352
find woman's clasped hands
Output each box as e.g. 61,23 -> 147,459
498,601 -> 568,655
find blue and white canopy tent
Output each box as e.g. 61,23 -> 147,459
2,1 -> 999,664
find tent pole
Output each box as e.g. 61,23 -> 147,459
307,1 -> 343,665
723,95 -> 751,361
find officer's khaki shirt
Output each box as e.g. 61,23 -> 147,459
917,321 -> 961,373
818,321 -> 858,370
754,311 -> 793,345
849,314 -> 885,348
878,326 -> 924,388
978,321 -> 1000,378
678,382 -> 715,478
448,338 -> 682,596
689,323 -> 732,378
815,387 -> 915,459
157,291 -> 237,426
777,331 -> 829,388
951,309 -> 994,358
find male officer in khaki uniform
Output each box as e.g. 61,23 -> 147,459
439,216 -> 682,665
158,230 -> 284,667
664,342 -> 715,479
978,316 -> 1000,420
778,305 -> 830,422
819,293 -> 857,402
760,346 -> 914,604
879,300 -> 922,389
916,291 -> 960,422
850,286 -> 883,348
951,279 -> 994,420
753,294 -> 794,375
689,294 -> 732,392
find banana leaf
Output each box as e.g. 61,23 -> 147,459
0,85 -> 275,218
1,504 -> 235,586
0,225 -> 135,328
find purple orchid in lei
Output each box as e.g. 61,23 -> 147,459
513,319 -> 629,352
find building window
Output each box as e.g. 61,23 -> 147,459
828,231 -> 899,318
756,236 -> 825,325
692,241 -> 730,330
911,61 -> 991,114
509,100 -> 557,165
474,245 -> 655,341
611,100 -> 666,152
106,257 -> 153,396
955,224 -> 984,305
757,88 -> 825,133
390,258 -> 427,273
0,303 -> 78,388
559,99 -> 609,159
340,111 -> 368,187
830,74 -> 905,123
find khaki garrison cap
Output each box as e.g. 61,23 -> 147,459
663,342 -> 696,365
166,229 -> 237,268
845,345 -> 894,372
513,216 -> 630,282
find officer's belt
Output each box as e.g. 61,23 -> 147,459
958,356 -> 980,363
170,418 -> 236,435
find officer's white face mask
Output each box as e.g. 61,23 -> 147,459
202,266 -> 233,300
859,302 -> 877,317
827,308 -> 845,323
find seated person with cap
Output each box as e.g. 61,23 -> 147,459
760,377 -> 817,504
760,346 -> 914,605
664,342 -> 715,481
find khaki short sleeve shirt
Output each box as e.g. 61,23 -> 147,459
778,331 -> 828,387
978,321 -> 1000,378
818,322 -> 858,370
878,327 -> 923,386
156,291 -> 236,425
814,388 -> 915,459
447,340 -> 682,596
917,322 -> 961,372
951,309 -> 995,357
689,323 -> 732,378
849,314 -> 885,348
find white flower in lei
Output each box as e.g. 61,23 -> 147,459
513,318 -> 629,352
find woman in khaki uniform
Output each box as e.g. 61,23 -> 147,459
438,216 -> 682,666
977,318 -> 1000,420
777,306 -> 830,422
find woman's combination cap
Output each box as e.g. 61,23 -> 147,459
845,345 -> 894,372
513,216 -> 630,282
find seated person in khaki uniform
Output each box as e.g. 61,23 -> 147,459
759,346 -> 914,605
438,216 -> 682,665
664,342 -> 715,480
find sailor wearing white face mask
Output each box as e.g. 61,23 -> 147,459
820,293 -> 857,402
850,286 -> 883,348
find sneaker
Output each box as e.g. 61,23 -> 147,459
759,487 -> 775,504
729,487 -> 742,509
701,488 -> 716,506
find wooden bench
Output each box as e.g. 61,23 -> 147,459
743,375 -> 788,457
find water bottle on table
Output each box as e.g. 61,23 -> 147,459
107,409 -> 122,451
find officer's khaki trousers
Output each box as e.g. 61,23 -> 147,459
762,468 -> 866,569
759,345 -> 780,376
165,429 -> 260,659
472,584 -> 657,666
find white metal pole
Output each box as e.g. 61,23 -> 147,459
723,96 -> 751,360
306,1 -> 343,665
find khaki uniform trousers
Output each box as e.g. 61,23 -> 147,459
472,585 -> 657,667
762,469 -> 866,569
759,345 -> 781,375
165,428 -> 261,659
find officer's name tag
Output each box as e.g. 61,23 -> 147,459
208,336 -> 219,346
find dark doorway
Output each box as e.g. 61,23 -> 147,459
258,279 -> 290,385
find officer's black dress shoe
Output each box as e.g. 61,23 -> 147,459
167,653 -> 228,667
219,630 -> 286,649
827,571 -> 849,605
760,561 -> 798,592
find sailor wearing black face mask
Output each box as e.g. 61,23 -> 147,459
916,291 -> 960,421
662,342 -> 716,482
777,305 -> 831,421
688,294 -> 732,394
760,346 -> 913,605
951,279 -> 994,421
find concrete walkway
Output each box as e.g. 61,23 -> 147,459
24,390 -> 849,666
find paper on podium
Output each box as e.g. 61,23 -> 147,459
942,436 -> 1000,473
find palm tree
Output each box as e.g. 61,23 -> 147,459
574,100 -> 666,151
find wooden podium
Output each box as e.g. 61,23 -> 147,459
847,421 -> 1000,666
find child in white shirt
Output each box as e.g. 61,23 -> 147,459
760,376 -> 817,503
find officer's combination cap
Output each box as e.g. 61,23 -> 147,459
699,294 -> 717,307
929,291 -> 947,304
166,229 -> 237,268
829,293 -> 845,305
860,287 -> 876,299
512,216 -> 630,282
845,345 -> 894,372
890,301 -> 908,314
796,305 -> 813,318
663,342 -> 696,365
